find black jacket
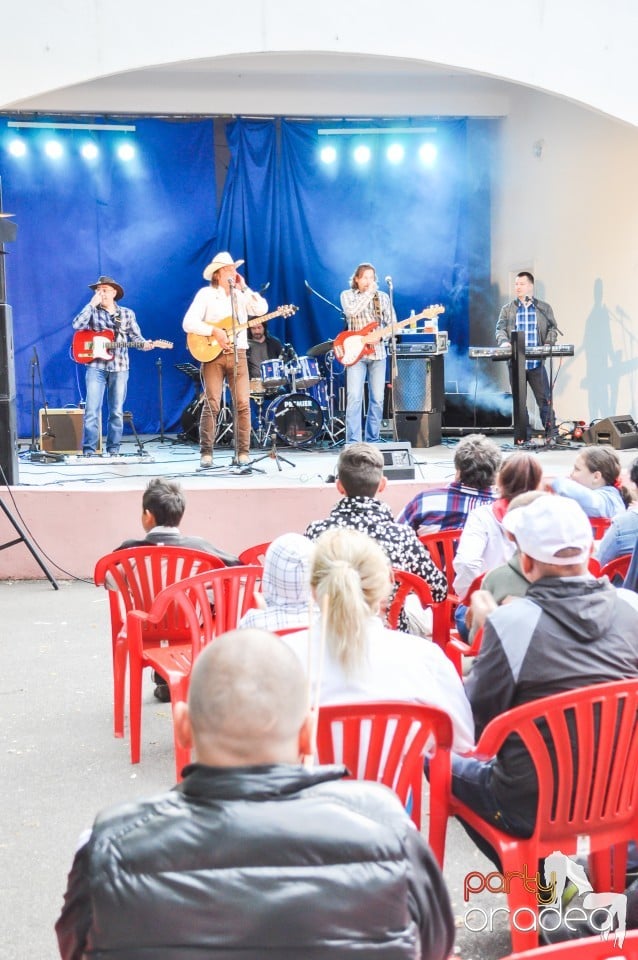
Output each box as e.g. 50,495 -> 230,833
56,763 -> 454,960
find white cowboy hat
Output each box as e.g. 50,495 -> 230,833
203,251 -> 244,281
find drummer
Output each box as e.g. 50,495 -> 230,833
247,323 -> 283,381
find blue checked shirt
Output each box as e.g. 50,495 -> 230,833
515,300 -> 541,370
72,303 -> 146,373
396,482 -> 496,533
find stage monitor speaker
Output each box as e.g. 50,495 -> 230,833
0,304 -> 15,398
394,354 -> 444,413
380,442 -> 415,481
38,407 -> 99,454
0,397 -> 18,484
583,415 -> 638,450
395,412 -> 442,448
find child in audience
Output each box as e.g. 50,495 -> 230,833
549,445 -> 630,517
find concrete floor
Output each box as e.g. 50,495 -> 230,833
0,578 -> 515,960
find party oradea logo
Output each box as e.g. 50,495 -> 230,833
463,849 -> 627,947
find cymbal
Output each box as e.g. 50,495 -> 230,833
307,339 -> 334,358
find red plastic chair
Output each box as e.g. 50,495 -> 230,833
419,527 -> 463,575
590,516 -> 613,540
385,568 -> 450,651
446,679 -> 638,952
93,546 -> 224,738
126,564 -> 263,778
599,553 -> 632,584
445,573 -> 486,675
238,541 -> 271,565
501,930 -> 638,959
315,700 -> 453,865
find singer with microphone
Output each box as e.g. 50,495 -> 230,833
182,251 -> 268,468
339,262 -> 396,444
72,275 -> 153,457
495,270 -> 559,440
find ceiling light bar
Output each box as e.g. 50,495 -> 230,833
318,126 -> 437,136
7,121 -> 136,132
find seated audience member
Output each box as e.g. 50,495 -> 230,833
306,442 -> 447,634
237,533 -> 315,632
116,477 -> 240,565
453,451 -> 543,601
598,456 -> 638,567
283,527 -> 474,754
625,537 -> 638,593
115,477 -> 240,703
464,490 -> 550,645
396,433 -> 501,533
549,445 -> 631,518
56,629 -> 455,960
450,496 -> 638,868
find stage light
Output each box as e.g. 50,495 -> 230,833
45,140 -> 63,159
8,139 -> 27,157
320,145 -> 337,164
117,143 -> 136,162
353,144 -> 371,165
81,142 -> 99,160
419,142 -> 437,166
387,143 -> 404,164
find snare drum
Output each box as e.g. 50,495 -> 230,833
249,378 -> 265,396
260,358 -> 287,387
265,392 -> 323,446
292,355 -> 321,389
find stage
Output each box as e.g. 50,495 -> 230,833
1,431 -> 637,582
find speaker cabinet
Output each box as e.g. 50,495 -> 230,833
380,442 -> 415,481
394,354 -> 444,413
38,408 -> 100,454
583,415 -> 638,450
395,411 -> 442,448
0,397 -> 18,484
0,305 -> 15,399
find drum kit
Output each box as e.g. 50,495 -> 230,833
177,344 -> 345,450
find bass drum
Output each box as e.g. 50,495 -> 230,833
265,392 -> 323,447
180,394 -> 203,442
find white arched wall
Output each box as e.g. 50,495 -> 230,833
3,0 -> 638,126
2,0 -> 637,425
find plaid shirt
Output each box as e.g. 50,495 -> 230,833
515,300 -> 541,370
339,287 -> 395,361
72,303 -> 145,373
396,482 -> 496,533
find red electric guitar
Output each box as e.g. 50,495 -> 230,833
333,305 -> 445,367
72,329 -> 173,363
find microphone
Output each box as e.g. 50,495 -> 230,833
385,276 -> 393,288
227,276 -> 235,288
259,281 -> 271,293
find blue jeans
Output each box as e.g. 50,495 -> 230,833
83,365 -> 128,454
345,357 -> 386,443
450,753 -> 534,869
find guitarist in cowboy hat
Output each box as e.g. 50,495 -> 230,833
72,275 -> 153,456
182,252 -> 268,468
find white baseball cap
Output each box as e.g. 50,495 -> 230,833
503,495 -> 593,565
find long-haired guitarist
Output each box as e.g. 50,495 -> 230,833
339,263 -> 396,444
72,275 -> 153,456
182,252 -> 268,468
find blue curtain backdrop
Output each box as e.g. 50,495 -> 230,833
216,117 -> 492,392
0,114 -> 492,439
0,116 -> 217,438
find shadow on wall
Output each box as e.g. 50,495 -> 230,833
559,278 -> 638,422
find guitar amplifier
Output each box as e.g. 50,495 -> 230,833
39,407 -> 101,454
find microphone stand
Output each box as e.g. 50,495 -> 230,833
142,356 -> 166,446
29,347 -> 59,460
385,279 -> 399,442
227,280 -> 264,475
303,279 -> 342,315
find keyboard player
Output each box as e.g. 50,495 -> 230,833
495,271 -> 559,439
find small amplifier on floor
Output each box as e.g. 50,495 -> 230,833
380,442 -> 415,481
39,407 -> 102,454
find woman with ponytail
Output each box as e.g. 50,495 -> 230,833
282,526 -> 474,754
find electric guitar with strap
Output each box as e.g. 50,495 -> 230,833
333,305 -> 445,367
187,305 -> 298,363
72,329 -> 173,363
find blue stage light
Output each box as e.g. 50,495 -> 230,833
419,142 -> 437,166
81,142 -> 99,160
8,139 -> 27,158
45,140 -> 63,159
387,143 -> 404,164
320,145 -> 337,164
353,144 -> 371,165
117,143 -> 136,162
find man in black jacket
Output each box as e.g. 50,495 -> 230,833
56,629 -> 454,960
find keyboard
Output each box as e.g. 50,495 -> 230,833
468,344 -> 574,360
